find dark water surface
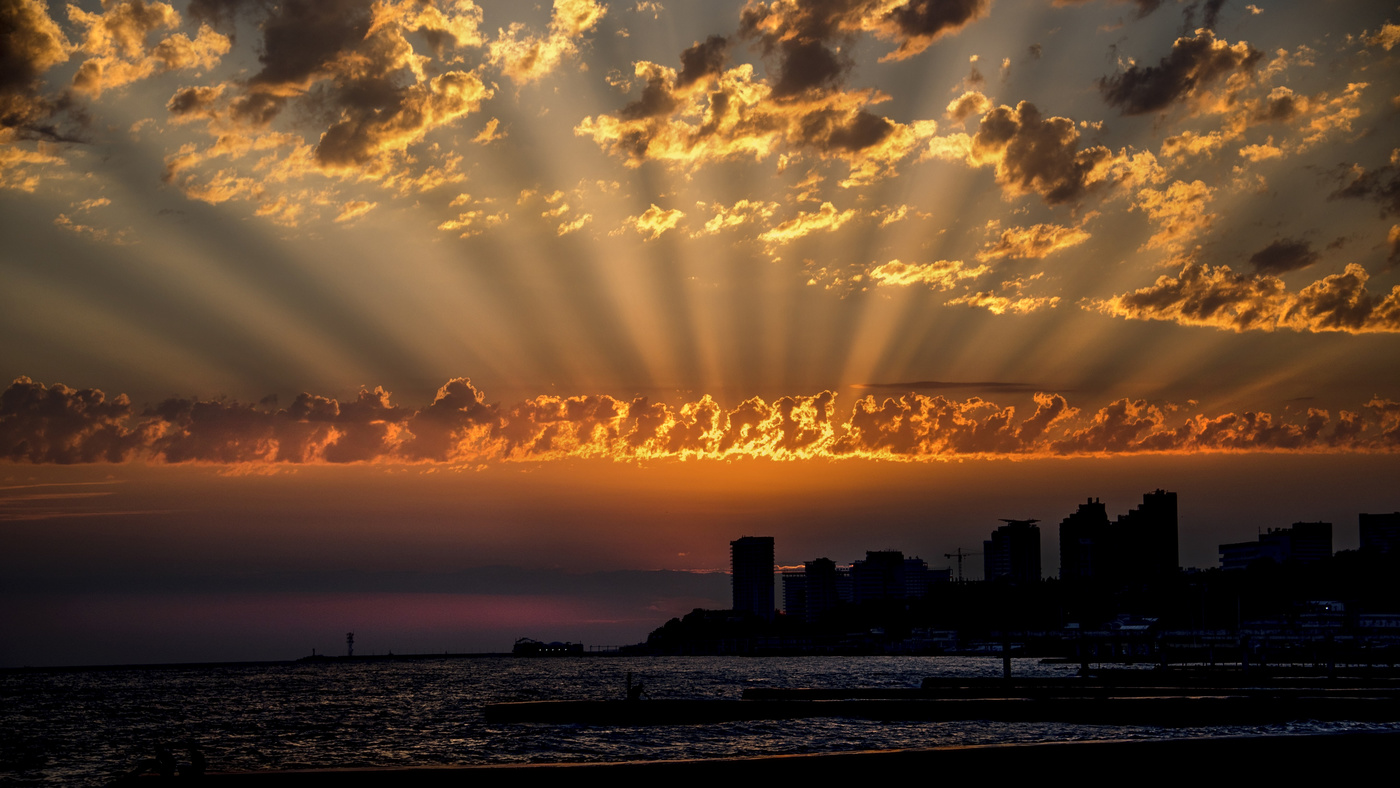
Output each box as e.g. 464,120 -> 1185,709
2,656 -> 1392,785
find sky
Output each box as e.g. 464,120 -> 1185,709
2,0 -> 1399,666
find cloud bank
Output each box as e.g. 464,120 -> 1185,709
4,377 -> 1396,466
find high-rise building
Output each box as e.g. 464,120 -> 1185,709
1059,497 -> 1109,582
984,519 -> 1041,583
1116,489 -> 1179,580
851,550 -> 907,603
731,536 -> 775,621
1360,512 -> 1400,554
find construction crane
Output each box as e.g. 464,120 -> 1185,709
944,547 -> 981,582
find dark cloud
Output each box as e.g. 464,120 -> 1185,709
166,85 -> 224,118
1249,239 -> 1319,275
186,0 -> 264,33
677,35 -> 730,88
0,378 -> 134,463
248,0 -> 373,90
878,0 -> 990,60
1331,164 -> 1400,218
1099,29 -> 1261,116
1181,0 -> 1227,31
739,0 -> 987,93
771,37 -> 851,97
971,101 -> 1114,205
0,0 -> 74,137
1052,1 -> 1160,20
1028,43 -> 1042,60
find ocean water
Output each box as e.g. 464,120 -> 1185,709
1,656 -> 1391,786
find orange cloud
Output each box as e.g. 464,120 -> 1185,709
68,1 -> 230,97
868,259 -> 989,290
626,204 -> 686,239
977,222 -> 1090,261
6,377 -> 1398,465
489,0 -> 606,84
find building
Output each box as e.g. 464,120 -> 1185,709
1219,521 -> 1333,571
1115,489 -> 1179,580
984,519 -> 1041,583
731,536 -> 775,621
1058,490 -> 1179,586
1360,512 -> 1400,554
782,557 -> 843,624
1059,497 -> 1109,582
851,550 -> 907,603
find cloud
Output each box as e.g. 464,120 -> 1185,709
868,259 -> 989,290
437,204 -> 508,238
946,286 -> 1061,314
1099,29 -> 1262,116
1248,239 -> 1318,275
53,212 -> 135,245
489,0 -> 605,84
6,377 -> 1398,465
0,128 -> 68,191
0,377 -> 136,463
626,204 -> 685,239
576,4 -> 947,186
946,90 -> 990,122
577,55 -> 937,186
1331,163 -> 1400,218
740,0 -> 989,69
68,1 -> 230,97
333,200 -> 377,223
946,101 -> 1119,206
1052,1 -> 1163,20
1132,180 -> 1213,251
1095,262 -> 1400,334
157,0 -> 492,221
314,71 -> 490,170
758,202 -> 856,245
1364,22 -> 1400,51
0,0 -> 74,137
977,222 -> 1090,261
694,199 -> 780,235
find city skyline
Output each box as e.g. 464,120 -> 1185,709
3,0 -> 1398,665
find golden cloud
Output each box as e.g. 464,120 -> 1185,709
1095,261 -> 1400,334
977,222 -> 1090,261
489,0 -> 606,84
758,202 -> 856,245
8,376 -> 1395,466
1132,180 -> 1213,251
68,1 -> 230,97
628,204 -> 686,239
868,259 -> 989,290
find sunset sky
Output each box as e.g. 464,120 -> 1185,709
3,0 -> 1399,666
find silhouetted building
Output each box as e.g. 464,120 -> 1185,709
781,568 -> 806,621
731,536 -> 775,621
1360,512 -> 1400,554
1060,497 -> 1109,582
984,520 -> 1041,583
783,557 -> 843,624
1056,491 -> 1177,587
1116,489 -> 1179,580
1219,521 -> 1333,570
851,550 -> 908,603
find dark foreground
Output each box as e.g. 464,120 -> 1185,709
159,732 -> 1399,785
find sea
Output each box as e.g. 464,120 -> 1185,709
2,655 -> 1394,786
